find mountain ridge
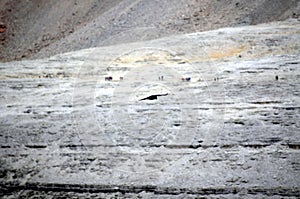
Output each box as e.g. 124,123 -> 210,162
0,0 -> 299,62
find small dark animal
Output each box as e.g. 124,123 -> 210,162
275,75 -> 278,81
139,93 -> 168,101
182,77 -> 191,82
105,76 -> 113,81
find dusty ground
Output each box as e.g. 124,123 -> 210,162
0,0 -> 300,198
0,0 -> 299,62
0,19 -> 299,198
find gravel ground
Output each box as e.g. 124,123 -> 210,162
0,19 -> 299,198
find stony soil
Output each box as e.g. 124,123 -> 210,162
0,0 -> 299,62
0,19 -> 299,198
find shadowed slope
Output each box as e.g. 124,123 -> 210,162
0,0 -> 299,62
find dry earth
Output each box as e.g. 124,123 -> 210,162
0,0 -> 299,62
0,19 -> 299,198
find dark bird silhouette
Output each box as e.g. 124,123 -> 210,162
139,93 -> 168,101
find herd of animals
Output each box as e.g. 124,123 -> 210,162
104,76 -> 192,82
103,75 -> 280,101
104,76 -> 280,82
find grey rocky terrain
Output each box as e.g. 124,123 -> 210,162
0,0 -> 300,62
0,18 -> 300,198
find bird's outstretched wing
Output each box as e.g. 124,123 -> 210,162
155,93 -> 168,97
139,93 -> 168,101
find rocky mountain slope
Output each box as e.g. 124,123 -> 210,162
0,19 -> 299,198
0,0 -> 299,62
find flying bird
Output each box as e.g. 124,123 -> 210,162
139,93 -> 168,101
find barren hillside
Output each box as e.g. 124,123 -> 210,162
0,0 -> 299,61
1,0 -> 300,198
0,19 -> 299,198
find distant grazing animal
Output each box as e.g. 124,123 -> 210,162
275,75 -> 278,81
120,77 -> 123,80
105,76 -> 113,81
139,93 -> 168,101
0,23 -> 7,33
182,77 -> 191,82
